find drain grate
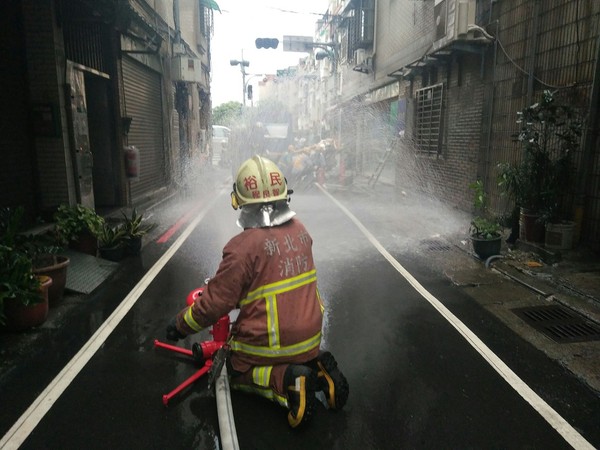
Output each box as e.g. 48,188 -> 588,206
512,305 -> 600,343
64,249 -> 119,294
420,239 -> 452,252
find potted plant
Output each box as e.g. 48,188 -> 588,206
32,251 -> 70,306
53,204 -> 105,256
121,208 -> 155,256
97,223 -> 127,262
23,231 -> 69,307
0,243 -> 52,331
469,180 -> 502,260
498,90 -> 582,244
0,206 -> 69,306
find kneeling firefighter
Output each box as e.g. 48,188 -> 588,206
166,155 -> 349,428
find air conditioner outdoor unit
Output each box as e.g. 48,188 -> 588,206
171,56 -> 203,83
354,48 -> 366,65
454,0 -> 476,37
434,0 -> 475,44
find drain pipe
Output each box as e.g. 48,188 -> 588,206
574,34 -> 600,243
526,0 -> 541,105
485,256 -> 551,298
215,366 -> 240,450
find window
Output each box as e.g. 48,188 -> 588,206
415,83 -> 444,156
340,0 -> 375,62
199,3 -> 214,39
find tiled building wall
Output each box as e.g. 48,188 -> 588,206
22,0 -> 74,214
0,1 -> 36,220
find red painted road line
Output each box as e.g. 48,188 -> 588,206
156,203 -> 204,244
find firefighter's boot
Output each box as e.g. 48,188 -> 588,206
284,365 -> 318,428
315,351 -> 349,410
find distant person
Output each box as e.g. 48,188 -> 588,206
166,155 -> 349,428
290,150 -> 311,185
278,144 -> 295,175
250,122 -> 266,155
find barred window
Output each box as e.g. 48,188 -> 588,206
199,3 -> 214,39
415,83 -> 444,156
340,0 -> 375,62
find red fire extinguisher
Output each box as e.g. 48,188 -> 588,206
124,145 -> 140,180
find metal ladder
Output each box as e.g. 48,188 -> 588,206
368,147 -> 392,188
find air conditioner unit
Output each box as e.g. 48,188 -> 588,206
171,56 -> 203,83
354,48 -> 366,65
454,0 -> 476,37
434,0 -> 475,44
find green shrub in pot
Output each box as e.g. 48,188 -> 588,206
121,208 -> 156,255
53,204 -> 104,244
468,180 -> 502,260
0,245 -> 46,326
1,206 -> 70,305
498,90 -> 582,227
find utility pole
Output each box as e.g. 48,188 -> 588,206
230,50 -> 250,106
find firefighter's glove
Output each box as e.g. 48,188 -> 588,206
166,318 -> 186,342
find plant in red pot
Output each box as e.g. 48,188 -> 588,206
0,206 -> 70,306
0,244 -> 52,331
53,204 -> 104,256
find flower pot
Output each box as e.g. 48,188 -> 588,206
32,254 -> 70,306
99,245 -> 126,262
545,221 -> 575,251
519,208 -> 545,243
470,236 -> 502,260
126,236 -> 142,256
69,231 -> 98,256
3,276 -> 52,331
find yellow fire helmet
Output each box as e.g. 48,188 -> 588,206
231,155 -> 289,210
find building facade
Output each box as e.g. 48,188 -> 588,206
263,0 -> 600,250
0,0 -> 216,225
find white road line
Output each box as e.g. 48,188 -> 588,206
0,192 -> 224,450
318,185 -> 594,450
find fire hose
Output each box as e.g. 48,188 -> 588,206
215,365 -> 240,450
155,286 -> 239,449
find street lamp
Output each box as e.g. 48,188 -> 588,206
230,57 -> 250,106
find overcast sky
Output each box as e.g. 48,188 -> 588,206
210,0 -> 330,107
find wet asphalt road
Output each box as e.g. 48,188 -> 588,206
1,177 -> 599,449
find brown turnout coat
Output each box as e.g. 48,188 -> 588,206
175,217 -> 324,373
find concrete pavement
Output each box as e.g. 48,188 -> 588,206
359,174 -> 600,396
1,175 -> 599,402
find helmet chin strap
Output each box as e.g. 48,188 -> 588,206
231,191 -> 240,210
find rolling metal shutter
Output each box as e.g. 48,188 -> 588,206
122,56 -> 166,201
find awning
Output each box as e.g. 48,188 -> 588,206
201,0 -> 221,13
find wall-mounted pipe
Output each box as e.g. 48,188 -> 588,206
526,0 -> 540,105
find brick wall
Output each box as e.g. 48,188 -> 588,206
442,55 -> 486,212
401,54 -> 485,214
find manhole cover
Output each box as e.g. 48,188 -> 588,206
512,305 -> 600,343
420,239 -> 452,251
